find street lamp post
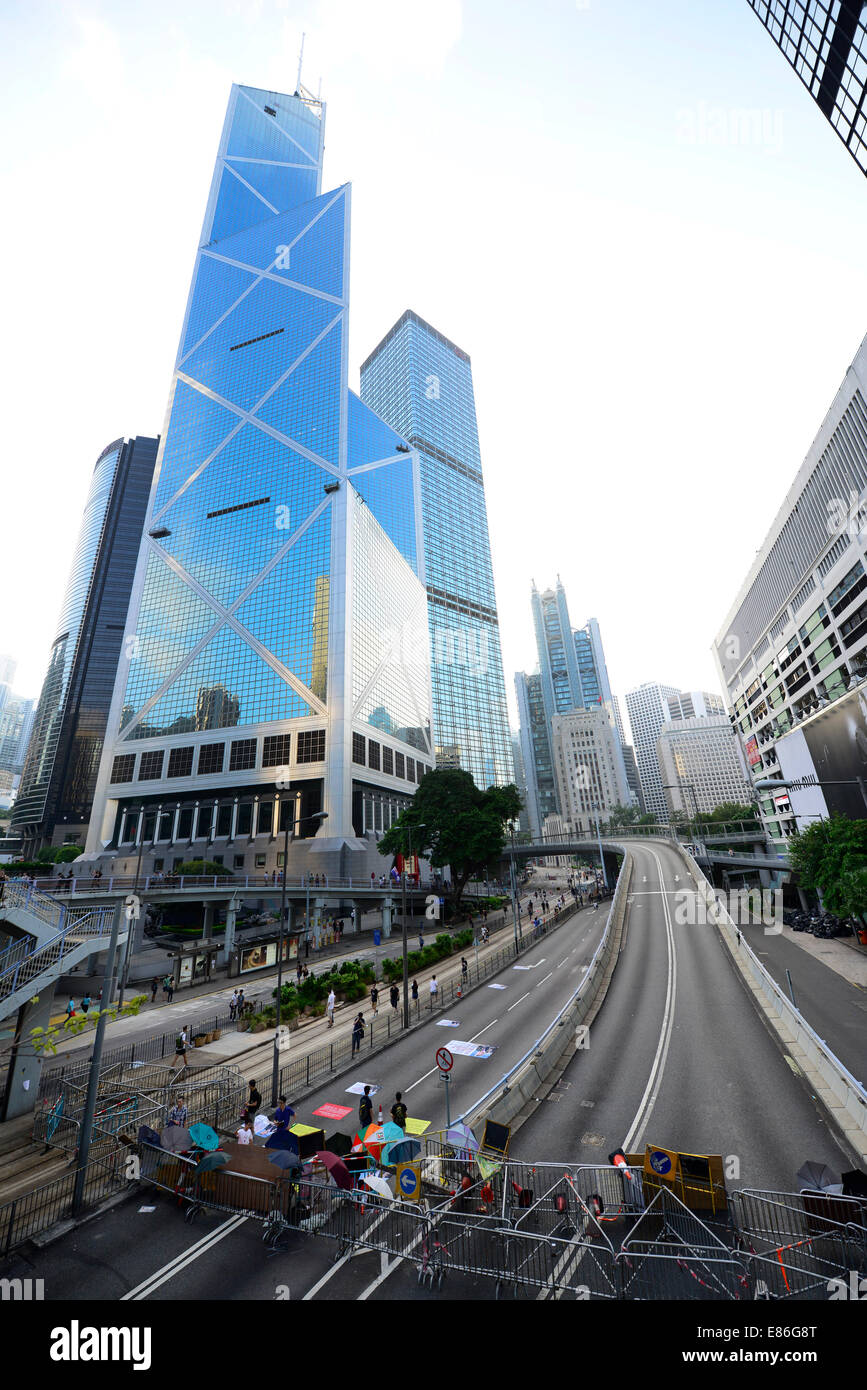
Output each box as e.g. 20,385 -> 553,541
118,805 -> 147,1007
402,823 -> 425,1029
509,825 -> 521,951
271,805 -> 327,1105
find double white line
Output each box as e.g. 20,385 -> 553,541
121,1214 -> 247,1300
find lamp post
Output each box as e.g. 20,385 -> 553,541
118,804 -> 147,1007
509,824 -> 521,951
271,805 -> 327,1105
402,822 -> 425,1029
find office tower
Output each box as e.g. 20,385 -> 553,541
85,85 -> 433,878
359,310 -> 511,789
624,682 -> 681,821
746,1 -> 867,176
657,715 -> 752,818
621,743 -> 646,815
0,691 -> 35,809
550,706 -> 631,834
515,671 -> 557,840
0,657 -> 16,690
714,329 -> 867,844
665,690 -> 726,721
517,580 -> 632,833
510,729 -> 531,835
11,437 -> 159,854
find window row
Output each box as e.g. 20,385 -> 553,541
351,733 -> 431,783
110,729 -> 327,785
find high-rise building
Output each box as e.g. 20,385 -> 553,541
359,310 -> 511,789
657,715 -> 752,818
621,743 -> 646,815
0,657 -> 17,690
85,84 -> 433,878
550,706 -> 631,834
624,682 -> 682,821
0,690 -> 35,810
665,690 -> 726,722
517,580 -> 631,833
713,329 -> 867,846
745,1 -> 867,177
11,437 -> 159,854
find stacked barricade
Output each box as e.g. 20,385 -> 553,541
730,1188 -> 867,1300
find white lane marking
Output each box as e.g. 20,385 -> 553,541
507,992 -> 531,1013
622,845 -> 678,1153
557,958 -> 569,969
535,972 -> 554,988
122,1214 -> 247,1300
406,1066 -> 438,1092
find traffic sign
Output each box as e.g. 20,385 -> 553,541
435,1046 -> 453,1073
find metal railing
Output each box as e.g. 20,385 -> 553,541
0,1147 -> 128,1259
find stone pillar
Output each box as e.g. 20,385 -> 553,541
219,899 -> 237,966
314,896 -> 325,948
1,989 -> 54,1120
202,902 -> 213,941
382,897 -> 393,939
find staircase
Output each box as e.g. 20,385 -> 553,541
0,882 -> 125,1023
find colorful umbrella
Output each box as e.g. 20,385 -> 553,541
161,1125 -> 192,1152
446,1122 -> 478,1155
382,1135 -> 422,1166
189,1123 -> 219,1151
313,1150 -> 353,1191
196,1150 -> 230,1173
361,1171 -> 394,1201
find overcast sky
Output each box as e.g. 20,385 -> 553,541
3,0 -> 867,744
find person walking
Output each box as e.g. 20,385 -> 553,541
236,989 -> 245,1019
411,979 -> 419,1006
461,957 -> 468,983
358,1085 -> 374,1129
370,983 -> 379,1018
229,989 -> 238,1021
81,994 -> 91,1015
174,1026 -> 189,1070
429,975 -> 438,1009
351,1012 -> 365,1055
296,960 -> 303,986
389,983 -> 399,1013
326,988 -> 336,1028
65,998 -> 75,1021
418,931 -> 424,952
150,977 -> 159,1004
391,1092 -> 408,1130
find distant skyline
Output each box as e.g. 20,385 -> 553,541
3,1 -> 867,733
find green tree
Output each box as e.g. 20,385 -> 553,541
637,812 -> 657,825
788,815 -> 867,918
379,768 -> 522,912
608,803 -> 639,827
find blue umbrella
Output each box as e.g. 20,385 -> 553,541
138,1125 -> 161,1149
189,1123 -> 219,1151
382,1135 -> 422,1166
265,1128 -> 300,1152
196,1150 -> 230,1173
268,1148 -> 302,1170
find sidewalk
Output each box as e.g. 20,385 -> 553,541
25,882 -> 558,1068
775,921 -> 867,989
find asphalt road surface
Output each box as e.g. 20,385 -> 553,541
5,849 -> 863,1302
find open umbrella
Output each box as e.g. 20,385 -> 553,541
137,1125 -> 161,1149
161,1125 -> 192,1152
268,1148 -> 302,1171
324,1131 -> 354,1157
361,1171 -> 394,1201
446,1122 -> 478,1154
189,1123 -> 219,1151
265,1129 -> 300,1153
196,1150 -> 230,1173
382,1135 -> 421,1166
313,1150 -> 352,1191
797,1160 -> 843,1194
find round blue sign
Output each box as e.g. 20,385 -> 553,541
649,1150 -> 672,1175
399,1168 -> 417,1195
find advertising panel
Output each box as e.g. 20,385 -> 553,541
240,937 -> 296,974
777,687 -> 867,821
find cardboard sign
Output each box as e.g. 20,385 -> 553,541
345,1081 -> 382,1096
404,1117 -> 430,1135
313,1103 -> 353,1121
437,1018 -> 461,1027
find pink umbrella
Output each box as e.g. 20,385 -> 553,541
313,1150 -> 352,1191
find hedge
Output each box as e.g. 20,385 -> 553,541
380,928 -> 474,982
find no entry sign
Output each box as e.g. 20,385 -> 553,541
435,1046 -> 453,1073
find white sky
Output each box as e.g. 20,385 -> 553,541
2,0 -> 867,747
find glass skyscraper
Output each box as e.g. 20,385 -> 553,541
86,85 -> 432,876
359,310 -> 512,789
12,436 -> 159,854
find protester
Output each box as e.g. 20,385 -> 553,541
167,1096 -> 188,1127
351,1013 -> 365,1055
358,1085 -> 374,1129
174,1026 -> 189,1069
326,988 -> 336,1028
244,1079 -> 262,1123
391,1092 -> 408,1131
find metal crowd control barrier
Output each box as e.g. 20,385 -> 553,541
617,1187 -> 749,1301
730,1188 -> 867,1299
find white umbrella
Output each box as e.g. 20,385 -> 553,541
361,1171 -> 394,1201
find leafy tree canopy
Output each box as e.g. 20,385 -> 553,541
378,768 -> 522,906
788,815 -> 867,918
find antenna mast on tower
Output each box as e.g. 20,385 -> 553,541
296,32 -> 306,93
